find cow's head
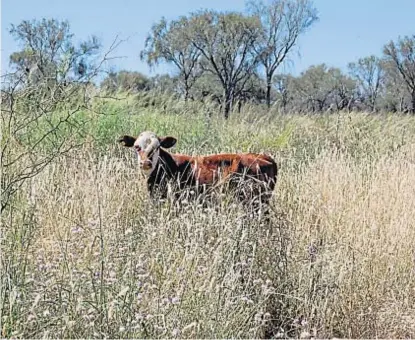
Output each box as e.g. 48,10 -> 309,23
118,131 -> 177,175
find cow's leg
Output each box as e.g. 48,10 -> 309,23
246,180 -> 275,222
230,176 -> 261,218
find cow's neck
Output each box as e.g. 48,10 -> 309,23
146,148 -> 180,198
149,148 -> 178,180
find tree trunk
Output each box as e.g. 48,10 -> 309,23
237,100 -> 242,113
223,89 -> 233,119
411,91 -> 415,114
399,96 -> 404,113
266,74 -> 272,109
184,81 -> 189,102
369,94 -> 375,112
223,100 -> 231,119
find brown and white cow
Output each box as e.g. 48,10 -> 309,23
118,131 -> 278,210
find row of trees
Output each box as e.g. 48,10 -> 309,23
139,0 -> 318,117
3,1 -> 415,116
273,47 -> 415,114
136,0 -> 415,114
103,41 -> 415,115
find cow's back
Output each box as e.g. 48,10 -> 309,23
170,152 -> 277,188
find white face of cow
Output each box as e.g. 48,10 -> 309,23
118,131 -> 178,177
133,131 -> 161,176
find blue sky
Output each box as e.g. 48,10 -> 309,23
1,0 -> 414,77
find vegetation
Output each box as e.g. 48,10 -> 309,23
101,70 -> 150,94
141,0 -> 318,116
9,18 -> 100,85
2,94 -> 415,338
383,35 -> 415,113
247,0 -> 318,108
1,2 -> 415,338
137,0 -> 415,115
6,4 -> 415,116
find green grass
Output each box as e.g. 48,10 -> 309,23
2,93 -> 415,338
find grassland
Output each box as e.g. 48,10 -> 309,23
2,94 -> 415,338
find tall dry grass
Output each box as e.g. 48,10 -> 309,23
2,108 -> 415,338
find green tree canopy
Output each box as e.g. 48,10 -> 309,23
9,18 -> 101,86
186,10 -> 261,118
383,35 -> 415,113
101,70 -> 150,93
141,16 -> 202,101
247,0 -> 318,108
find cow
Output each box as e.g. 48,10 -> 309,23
118,131 -> 278,213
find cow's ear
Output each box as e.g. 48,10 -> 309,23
118,135 -> 136,147
159,136 -> 177,149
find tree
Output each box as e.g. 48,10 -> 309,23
247,0 -> 318,108
330,69 -> 356,111
191,72 -> 223,103
273,74 -> 295,112
1,18 -> 121,213
141,16 -> 202,101
348,56 -> 384,112
149,74 -> 179,95
9,18 -> 101,86
294,64 -> 333,112
383,35 -> 415,113
381,61 -> 411,113
101,70 -> 150,93
235,72 -> 267,106
187,10 -> 261,118
292,64 -> 356,112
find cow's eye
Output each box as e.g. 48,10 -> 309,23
135,146 -> 141,151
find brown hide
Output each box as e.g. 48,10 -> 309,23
171,153 -> 277,189
149,150 -> 278,211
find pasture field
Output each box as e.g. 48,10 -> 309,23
2,95 -> 415,338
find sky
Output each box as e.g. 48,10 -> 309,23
1,0 -> 415,77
